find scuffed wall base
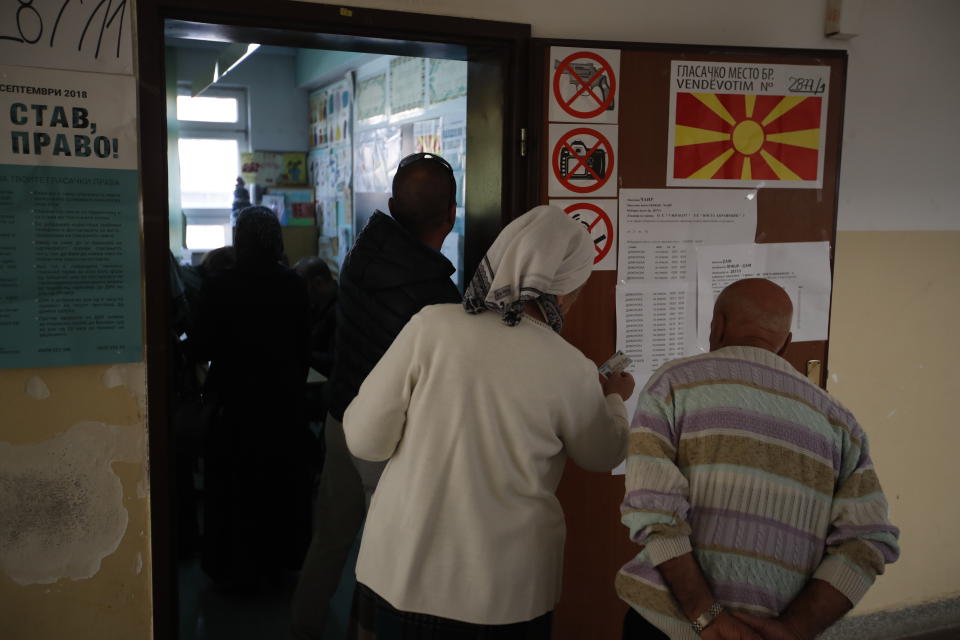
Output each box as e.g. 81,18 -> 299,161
821,596 -> 960,640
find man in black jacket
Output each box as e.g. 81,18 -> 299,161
292,153 -> 461,639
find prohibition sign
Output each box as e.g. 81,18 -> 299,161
553,51 -> 617,120
563,202 -> 614,264
552,127 -> 616,194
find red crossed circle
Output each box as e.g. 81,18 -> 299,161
551,127 -> 616,194
552,51 -> 617,119
563,202 -> 614,264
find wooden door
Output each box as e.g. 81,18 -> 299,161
527,39 -> 847,639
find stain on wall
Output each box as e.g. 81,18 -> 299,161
25,376 -> 50,400
0,421 -> 142,585
0,364 -> 151,640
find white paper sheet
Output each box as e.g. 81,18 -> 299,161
612,281 -> 697,475
695,242 -> 832,350
617,189 -> 758,283
615,281 -> 697,417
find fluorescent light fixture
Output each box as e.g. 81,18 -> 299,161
191,43 -> 260,96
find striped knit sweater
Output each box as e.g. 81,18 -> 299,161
616,346 -> 900,639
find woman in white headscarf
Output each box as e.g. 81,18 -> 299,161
344,205 -> 634,638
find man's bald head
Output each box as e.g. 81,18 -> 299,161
709,278 -> 793,355
389,158 -> 456,242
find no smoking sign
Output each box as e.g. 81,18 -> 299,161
548,123 -> 618,198
551,199 -> 618,271
549,46 -> 620,124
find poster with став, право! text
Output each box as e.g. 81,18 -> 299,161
0,64 -> 141,369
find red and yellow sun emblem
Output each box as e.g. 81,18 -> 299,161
673,93 -> 822,181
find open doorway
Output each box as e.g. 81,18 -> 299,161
166,31 -> 475,640
137,3 -> 530,638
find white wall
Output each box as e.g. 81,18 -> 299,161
313,0 -> 959,233
174,46 -> 308,151
839,3 -> 960,230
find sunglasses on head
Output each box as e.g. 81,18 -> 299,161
398,152 -> 454,174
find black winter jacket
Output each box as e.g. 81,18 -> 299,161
328,211 -> 461,420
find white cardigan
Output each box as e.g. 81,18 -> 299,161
344,304 -> 628,624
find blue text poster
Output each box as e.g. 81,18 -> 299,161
0,64 -> 141,368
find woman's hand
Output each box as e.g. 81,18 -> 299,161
602,371 -> 635,401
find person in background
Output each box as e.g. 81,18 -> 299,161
617,278 -> 900,640
291,153 -> 461,639
294,256 -> 338,424
194,205 -> 317,591
293,256 -> 338,379
344,204 -> 634,639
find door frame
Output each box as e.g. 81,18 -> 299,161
135,3 -> 530,636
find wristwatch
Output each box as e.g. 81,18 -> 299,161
691,602 -> 725,633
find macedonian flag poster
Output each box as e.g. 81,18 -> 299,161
667,61 -> 829,189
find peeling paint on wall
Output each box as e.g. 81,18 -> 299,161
102,363 -> 147,415
25,376 -> 51,400
0,421 -> 143,585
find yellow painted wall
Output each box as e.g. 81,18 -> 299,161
828,231 -> 960,613
0,364 -> 151,639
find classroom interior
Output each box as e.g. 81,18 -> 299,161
167,35 -> 468,285
1,2 -> 958,640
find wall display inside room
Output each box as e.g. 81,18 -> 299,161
0,64 -> 141,368
429,60 -> 467,104
308,148 -> 330,195
441,114 -> 467,207
309,146 -> 352,237
413,118 -> 442,155
241,151 -> 306,186
268,187 -> 314,226
308,74 -> 354,246
350,54 -> 466,279
309,74 -> 353,150
309,88 -> 328,148
356,73 -> 387,121
260,194 -> 286,223
389,56 -> 425,113
327,75 -> 353,148
337,224 -> 352,267
354,127 -> 402,194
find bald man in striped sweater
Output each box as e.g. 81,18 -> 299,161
617,278 -> 899,640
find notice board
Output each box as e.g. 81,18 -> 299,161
531,40 -> 847,640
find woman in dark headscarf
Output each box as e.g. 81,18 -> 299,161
344,205 -> 635,638
195,206 -> 316,589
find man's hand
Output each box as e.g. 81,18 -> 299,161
699,611 -> 764,640
602,370 -> 635,401
730,612 -> 802,640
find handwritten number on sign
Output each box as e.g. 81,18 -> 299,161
49,0 -> 72,48
0,0 -> 43,43
2,0 -> 127,58
80,0 -> 127,58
